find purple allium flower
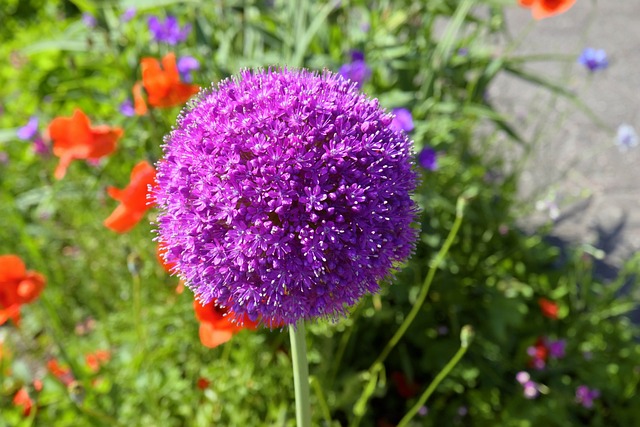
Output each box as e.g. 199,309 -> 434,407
177,56 -> 200,83
391,108 -> 414,133
576,385 -> 600,408
17,116 -> 39,140
119,99 -> 135,117
148,15 -> 191,45
82,12 -> 97,28
417,146 -> 438,171
616,123 -> 638,152
548,339 -> 566,359
121,7 -> 136,22
338,50 -> 371,89
154,68 -> 418,326
578,48 -> 608,72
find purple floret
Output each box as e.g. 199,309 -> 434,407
154,68 -> 418,326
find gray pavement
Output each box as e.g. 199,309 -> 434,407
491,0 -> 640,266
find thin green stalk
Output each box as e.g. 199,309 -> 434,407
370,197 -> 466,369
396,326 -> 474,427
351,197 -> 467,427
310,375 -> 333,425
290,321 -> 312,427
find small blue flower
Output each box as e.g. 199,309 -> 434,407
615,123 -> 638,152
82,12 -> 97,28
119,99 -> 135,117
148,15 -> 191,45
121,7 -> 136,22
17,116 -> 39,140
390,108 -> 414,133
578,48 -> 608,72
417,146 -> 438,171
177,56 -> 200,83
338,50 -> 371,89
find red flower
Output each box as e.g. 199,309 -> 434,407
518,0 -> 576,20
538,297 -> 559,319
133,52 -> 200,115
0,255 -> 46,326
194,300 -> 258,348
197,377 -> 210,390
391,371 -> 421,399
104,161 -> 156,233
48,109 -> 123,179
13,387 -> 34,416
85,350 -> 111,373
527,337 -> 549,370
47,359 -> 75,386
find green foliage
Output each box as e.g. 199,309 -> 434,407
1,0 -> 638,426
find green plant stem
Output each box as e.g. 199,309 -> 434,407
396,326 -> 473,427
289,321 -> 312,427
370,197 -> 466,370
351,197 -> 467,427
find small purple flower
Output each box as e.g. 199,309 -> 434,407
17,116 -> 39,140
417,146 -> 438,171
148,15 -> 191,45
338,50 -> 371,89
82,12 -> 97,28
32,135 -> 50,157
548,339 -> 566,359
0,151 -> 8,164
578,48 -> 608,72
616,124 -> 638,152
536,194 -> 559,220
119,99 -> 135,117
523,381 -> 539,399
576,385 -> 600,408
457,47 -> 469,56
390,108 -> 414,133
418,406 -> 428,416
121,7 -> 136,22
516,371 -> 530,385
177,56 -> 200,83
457,406 -> 468,417
155,69 -> 418,326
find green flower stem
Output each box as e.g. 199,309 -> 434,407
290,321 -> 312,427
371,196 -> 466,370
351,197 -> 466,427
396,326 -> 474,427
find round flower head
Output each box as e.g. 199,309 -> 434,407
155,68 -> 418,326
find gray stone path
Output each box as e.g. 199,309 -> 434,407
492,0 -> 640,266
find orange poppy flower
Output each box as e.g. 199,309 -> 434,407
48,109 -> 123,180
0,255 -> 46,326
194,300 -> 258,348
104,161 -> 156,233
85,350 -> 111,373
538,297 -> 559,319
518,0 -> 576,20
133,52 -> 200,115
47,359 -> 75,386
13,387 -> 34,416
